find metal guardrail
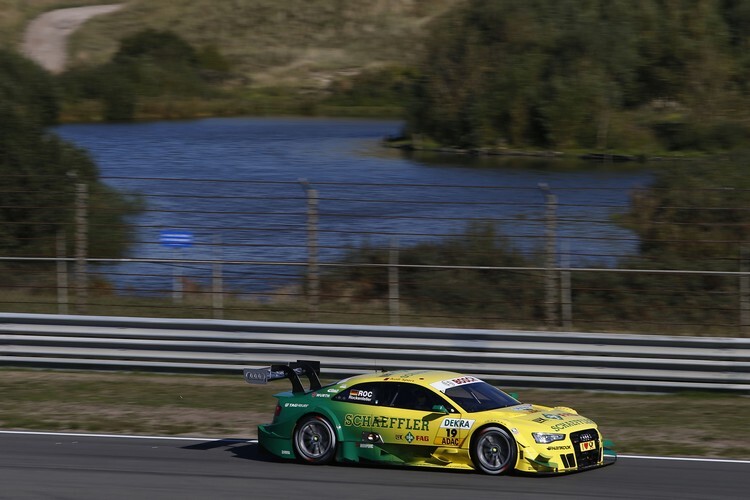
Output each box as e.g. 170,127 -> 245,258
1,313 -> 748,392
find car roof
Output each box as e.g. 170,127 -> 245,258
337,369 -> 468,387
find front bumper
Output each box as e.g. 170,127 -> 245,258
517,431 -> 616,474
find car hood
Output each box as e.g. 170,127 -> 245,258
489,403 -> 596,432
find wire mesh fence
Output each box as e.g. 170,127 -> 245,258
1,176 -> 748,336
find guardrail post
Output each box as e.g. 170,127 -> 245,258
74,183 -> 88,314
539,183 -> 559,328
389,238 -> 400,325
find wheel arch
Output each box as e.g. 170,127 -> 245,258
470,421 -> 514,446
468,422 -> 520,473
292,411 -> 339,464
294,408 -> 346,443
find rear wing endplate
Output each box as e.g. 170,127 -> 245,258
243,360 -> 322,394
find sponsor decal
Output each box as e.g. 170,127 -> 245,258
436,425 -> 464,446
314,393 -> 331,398
344,414 -> 431,431
434,436 -> 463,446
359,443 -> 374,449
327,388 -> 339,393
443,376 -> 479,388
283,403 -> 309,408
532,417 -> 548,424
348,389 -> 374,402
281,450 -> 291,455
512,404 -> 534,411
550,418 -> 594,431
543,413 -> 564,420
430,375 -> 480,393
580,440 -> 597,452
547,445 -> 571,450
395,432 -> 429,444
440,418 -> 475,430
511,428 -> 519,434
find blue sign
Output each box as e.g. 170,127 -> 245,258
160,230 -> 194,248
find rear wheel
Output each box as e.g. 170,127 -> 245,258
293,415 -> 337,464
471,426 -> 517,475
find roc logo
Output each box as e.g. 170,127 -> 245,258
349,389 -> 373,401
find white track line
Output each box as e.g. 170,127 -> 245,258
0,430 -> 256,443
618,454 -> 750,465
0,431 -> 747,464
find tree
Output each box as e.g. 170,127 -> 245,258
406,0 -> 750,151
0,49 -> 140,259
620,162 -> 750,269
0,49 -> 58,126
111,29 -> 207,97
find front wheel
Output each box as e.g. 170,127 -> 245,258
471,426 -> 517,475
293,415 -> 337,464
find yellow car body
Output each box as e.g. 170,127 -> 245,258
250,363 -> 616,475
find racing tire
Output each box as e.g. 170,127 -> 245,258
293,415 -> 337,465
470,426 -> 517,475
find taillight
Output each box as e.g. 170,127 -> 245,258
274,404 -> 282,418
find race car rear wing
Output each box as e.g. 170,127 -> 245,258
243,360 -> 322,394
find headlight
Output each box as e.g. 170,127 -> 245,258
532,432 -> 565,444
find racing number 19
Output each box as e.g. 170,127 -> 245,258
445,428 -> 458,438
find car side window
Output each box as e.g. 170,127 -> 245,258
333,383 -> 395,405
391,383 -> 457,413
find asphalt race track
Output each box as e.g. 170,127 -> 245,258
0,432 -> 747,499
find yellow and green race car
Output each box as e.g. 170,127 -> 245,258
244,360 -> 616,475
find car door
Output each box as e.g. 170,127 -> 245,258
332,381 -> 386,444
385,382 -> 462,449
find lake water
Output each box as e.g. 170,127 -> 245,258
54,117 -> 653,293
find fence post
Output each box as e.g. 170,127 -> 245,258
539,183 -> 559,328
741,245 -> 749,336
56,228 -> 69,315
389,238 -> 400,326
172,248 -> 183,303
74,183 -> 88,314
301,180 -> 319,319
561,241 -> 572,329
212,233 -> 223,319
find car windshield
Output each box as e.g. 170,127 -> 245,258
444,382 -> 520,413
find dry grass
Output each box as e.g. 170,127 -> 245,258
59,0 -> 462,89
2,0 -> 462,89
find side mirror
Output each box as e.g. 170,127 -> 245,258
431,404 -> 450,414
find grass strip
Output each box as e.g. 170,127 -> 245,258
1,368 -> 747,459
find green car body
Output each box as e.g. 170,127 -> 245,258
246,361 -> 616,475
